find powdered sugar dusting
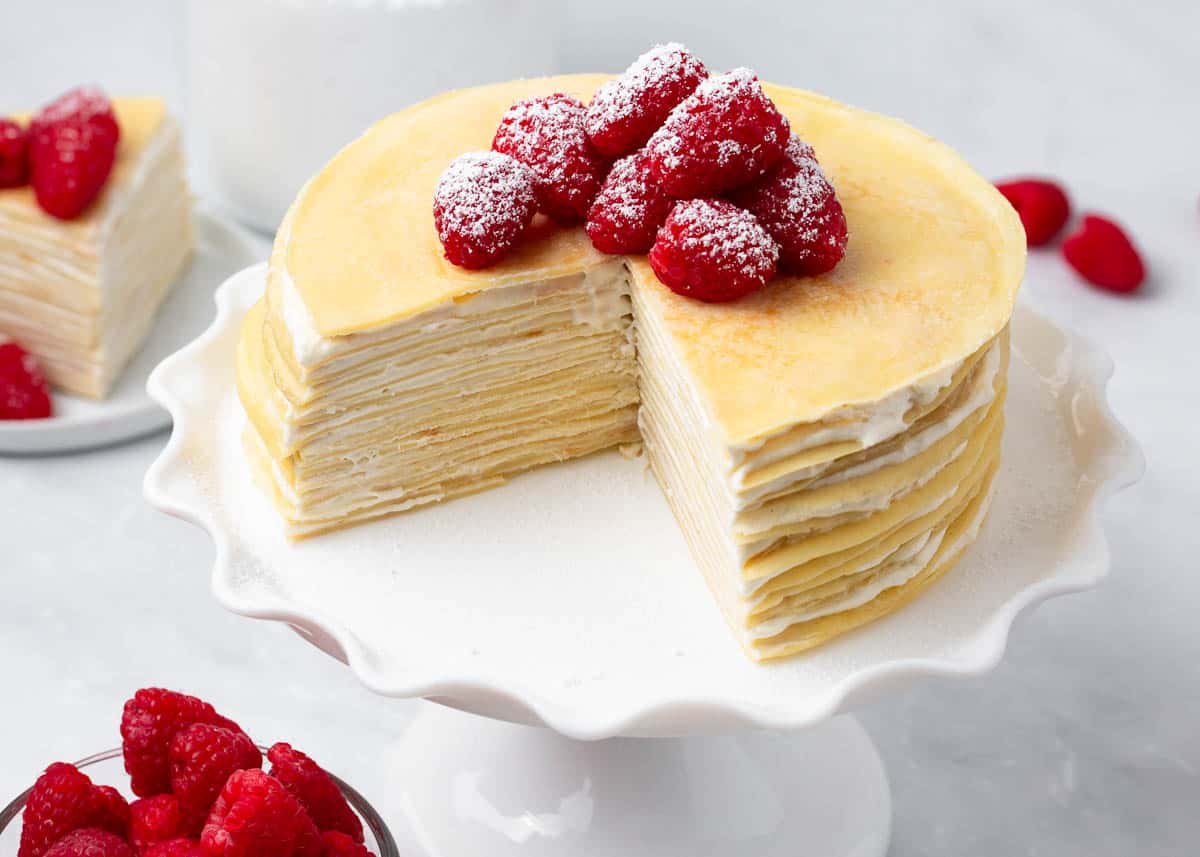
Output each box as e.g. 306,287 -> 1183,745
585,42 -> 708,157
730,133 -> 848,275
585,151 -> 674,254
672,198 -> 779,278
432,150 -> 538,268
645,67 -> 790,198
493,93 -> 606,222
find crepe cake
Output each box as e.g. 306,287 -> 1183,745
236,74 -> 1025,660
0,97 -> 193,399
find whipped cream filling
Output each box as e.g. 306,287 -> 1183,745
277,259 -> 630,369
747,477 -> 996,640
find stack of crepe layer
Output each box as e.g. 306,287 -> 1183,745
0,98 -> 193,399
636,287 -> 1009,660
241,260 -> 640,537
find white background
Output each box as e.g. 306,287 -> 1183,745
2,2 -> 1198,855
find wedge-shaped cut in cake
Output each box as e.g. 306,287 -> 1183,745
0,97 -> 194,398
236,75 -> 1025,660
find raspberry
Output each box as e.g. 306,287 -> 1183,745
43,830 -> 133,857
1061,213 -> 1146,293
585,43 -> 708,158
319,833 -> 371,857
585,151 -> 674,254
266,745 -> 362,843
201,769 -> 322,857
18,764 -> 128,857
645,68 -> 789,199
0,341 -> 53,420
0,118 -> 30,188
492,93 -> 608,223
30,86 -> 120,145
730,134 -> 848,276
145,841 -> 205,857
995,178 -> 1071,246
648,199 -> 779,302
93,787 -> 132,838
121,688 -> 245,798
29,87 -> 121,220
171,725 -> 262,833
130,794 -> 186,853
433,151 -> 538,269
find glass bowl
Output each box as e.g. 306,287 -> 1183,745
0,748 -> 398,857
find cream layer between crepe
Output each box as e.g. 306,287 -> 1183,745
0,99 -> 194,398
241,260 -> 639,536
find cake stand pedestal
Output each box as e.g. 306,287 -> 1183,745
382,702 -> 889,857
145,266 -> 1142,857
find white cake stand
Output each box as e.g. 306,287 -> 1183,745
145,265 -> 1142,856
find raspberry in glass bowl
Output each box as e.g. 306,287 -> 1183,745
0,748 -> 398,857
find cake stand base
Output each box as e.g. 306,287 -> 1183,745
381,702 -> 891,857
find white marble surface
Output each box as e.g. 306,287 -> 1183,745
2,2 -> 1198,855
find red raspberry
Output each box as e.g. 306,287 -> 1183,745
433,151 -> 538,269
43,830 -> 133,857
93,787 -> 132,838
319,833 -> 371,857
645,68 -> 789,199
18,764 -> 128,857
648,199 -> 779,302
585,151 -> 674,254
29,87 -> 121,220
1061,213 -> 1146,293
730,134 -> 848,276
492,94 -> 608,223
171,725 -> 262,833
130,794 -> 186,853
30,86 -> 120,145
0,341 -> 53,420
266,745 -> 362,843
121,688 -> 245,798
0,118 -> 30,188
145,841 -> 205,857
995,178 -> 1071,246
585,43 -> 708,158
201,769 -> 322,857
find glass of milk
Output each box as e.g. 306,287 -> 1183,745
187,0 -> 561,234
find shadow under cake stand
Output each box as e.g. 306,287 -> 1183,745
145,264 -> 1142,856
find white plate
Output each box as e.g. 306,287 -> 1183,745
0,207 -> 264,455
145,264 -> 1143,740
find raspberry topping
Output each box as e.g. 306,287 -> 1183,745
0,118 -> 30,188
144,841 -> 205,857
266,744 -> 362,843
492,93 -> 608,223
645,68 -> 789,199
433,151 -> 538,270
585,151 -> 674,254
1061,213 -> 1146,293
649,199 -> 779,302
121,688 -> 245,798
170,724 -> 262,833
44,829 -> 134,857
18,764 -> 128,857
201,769 -> 322,857
319,833 -> 371,857
131,795 -> 186,854
995,178 -> 1071,246
730,134 -> 848,276
30,87 -> 120,145
585,43 -> 708,158
29,86 -> 120,220
0,340 -> 53,420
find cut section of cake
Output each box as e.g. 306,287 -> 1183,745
0,96 -> 194,399
235,74 -> 1025,659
